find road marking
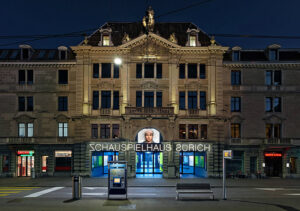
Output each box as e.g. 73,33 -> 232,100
284,193 -> 300,196
0,189 -> 36,191
128,193 -> 157,196
0,187 -> 40,188
84,187 -> 106,190
0,194 -> 9,196
255,188 -> 284,191
24,187 -> 64,198
83,193 -> 106,196
0,192 -> 20,193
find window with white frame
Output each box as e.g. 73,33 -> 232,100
58,123 -> 68,137
18,123 -> 33,137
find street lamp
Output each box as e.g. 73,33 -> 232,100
114,57 -> 122,65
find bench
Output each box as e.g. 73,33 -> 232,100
176,183 -> 214,200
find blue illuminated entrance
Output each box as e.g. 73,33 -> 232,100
91,151 -> 118,177
136,152 -> 163,174
180,151 -> 207,177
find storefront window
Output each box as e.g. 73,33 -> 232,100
290,157 -> 297,174
42,156 -> 48,173
2,155 -> 9,172
227,151 -> 244,177
55,150 -> 71,171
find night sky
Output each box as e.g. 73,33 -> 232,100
1,0 -> 300,49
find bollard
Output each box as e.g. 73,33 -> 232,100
72,175 -> 82,200
31,167 -> 35,179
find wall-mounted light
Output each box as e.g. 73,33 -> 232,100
286,163 -> 290,168
114,57 -> 122,65
262,163 -> 266,168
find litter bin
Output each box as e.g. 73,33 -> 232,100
31,167 -> 35,179
72,175 -> 82,199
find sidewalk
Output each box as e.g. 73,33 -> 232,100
0,176 -> 300,188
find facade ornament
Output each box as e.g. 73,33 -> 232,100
169,33 -> 178,44
122,33 -> 131,43
142,6 -> 155,34
210,36 -> 216,46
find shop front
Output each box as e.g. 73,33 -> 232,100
179,151 -> 207,177
91,151 -> 119,177
264,152 -> 283,177
17,150 -> 34,177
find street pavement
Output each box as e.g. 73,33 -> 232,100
0,177 -> 300,211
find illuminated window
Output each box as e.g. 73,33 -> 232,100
103,35 -> 110,46
188,124 -> 198,139
18,123 -> 33,137
42,156 -> 48,173
189,35 -> 196,46
265,124 -> 281,139
179,124 -> 186,139
231,123 -> 241,138
58,123 -> 68,137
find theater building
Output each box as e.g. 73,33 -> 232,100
0,8 -> 299,178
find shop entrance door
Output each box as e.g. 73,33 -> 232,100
265,153 -> 282,177
136,152 -> 163,174
17,156 -> 34,177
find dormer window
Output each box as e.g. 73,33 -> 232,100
99,27 -> 113,47
232,46 -> 241,61
58,46 -> 68,60
189,35 -> 196,47
267,44 -> 280,61
19,44 -> 32,60
103,35 -> 110,46
186,28 -> 200,47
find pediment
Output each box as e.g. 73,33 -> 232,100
230,115 -> 244,123
120,32 -> 181,49
263,114 -> 285,123
14,114 -> 35,123
54,114 -> 70,122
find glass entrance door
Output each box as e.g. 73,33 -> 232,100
17,156 -> 34,177
136,152 -> 163,174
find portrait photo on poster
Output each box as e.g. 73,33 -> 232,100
137,128 -> 160,144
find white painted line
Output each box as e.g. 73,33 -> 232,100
284,193 -> 300,196
128,193 -> 157,196
84,187 -> 107,190
24,187 -> 64,198
255,188 -> 284,191
83,193 -> 106,196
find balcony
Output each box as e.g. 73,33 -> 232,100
0,137 -> 35,144
100,108 -> 112,116
125,107 -> 174,116
229,138 -> 294,145
264,138 -> 291,145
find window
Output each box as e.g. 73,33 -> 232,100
103,35 -> 110,46
231,123 -> 241,138
156,92 -> 162,107
93,91 -> 99,110
100,124 -> 110,139
113,91 -> 119,110
188,91 -> 197,109
188,63 -> 197,78
18,97 -> 25,111
101,63 -> 111,78
112,124 -> 119,138
250,157 -> 257,174
27,70 -> 33,84
233,51 -> 240,61
136,63 -> 142,78
201,124 -> 207,139
144,63 -> 154,78
101,91 -> 111,108
19,70 -> 25,84
200,91 -> 206,110
2,155 -> 9,172
265,97 -> 281,112
58,96 -> 68,111
58,123 -> 68,137
179,124 -> 186,139
55,150 -> 71,171
42,156 -> 48,173
179,91 -> 185,110
60,50 -> 66,60
93,63 -> 99,78
144,92 -> 154,108
179,64 -> 185,79
200,64 -> 206,79
157,63 -> 162,78
136,91 -> 142,107
18,96 -> 33,111
231,70 -> 241,85
188,124 -> 198,139
22,48 -> 29,60
27,96 -> 33,111
91,124 -> 98,138
58,70 -> 68,84
18,123 -> 33,137
113,64 -> 119,78
231,97 -> 241,112
290,157 -> 297,174
189,35 -> 196,46
266,124 -> 281,139
269,49 -> 278,61
265,70 -> 281,85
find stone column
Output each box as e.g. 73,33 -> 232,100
120,58 -> 129,114
169,57 -> 179,114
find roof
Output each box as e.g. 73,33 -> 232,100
0,49 -> 76,61
85,22 -> 212,47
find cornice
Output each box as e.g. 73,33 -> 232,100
0,61 -> 76,67
223,62 -> 300,68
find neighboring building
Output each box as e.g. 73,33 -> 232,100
0,7 -> 299,178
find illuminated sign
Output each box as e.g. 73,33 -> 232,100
264,153 -> 282,157
17,150 -> 34,155
137,128 -> 160,143
223,150 -> 233,159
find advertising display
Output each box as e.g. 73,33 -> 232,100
137,128 -> 160,143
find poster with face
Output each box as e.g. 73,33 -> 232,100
137,128 -> 160,143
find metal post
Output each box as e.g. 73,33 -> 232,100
223,155 -> 226,200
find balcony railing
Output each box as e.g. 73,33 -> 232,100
229,138 -> 293,145
100,108 -> 112,115
188,109 -> 199,115
125,107 -> 174,115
